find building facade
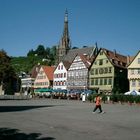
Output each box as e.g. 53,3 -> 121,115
67,54 -> 92,91
53,61 -> 71,90
89,48 -> 129,94
128,51 -> 140,91
34,66 -> 55,92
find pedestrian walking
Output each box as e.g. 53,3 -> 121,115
93,94 -> 105,114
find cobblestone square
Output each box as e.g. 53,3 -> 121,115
0,99 -> 140,140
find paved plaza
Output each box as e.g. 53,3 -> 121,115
0,99 -> 140,140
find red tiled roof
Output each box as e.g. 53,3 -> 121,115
30,65 -> 41,78
102,48 -> 127,68
42,66 -> 55,80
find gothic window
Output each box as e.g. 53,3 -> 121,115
64,73 -> 66,77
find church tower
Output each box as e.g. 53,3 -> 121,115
56,10 -> 71,64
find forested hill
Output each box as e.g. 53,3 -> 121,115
10,45 -> 57,74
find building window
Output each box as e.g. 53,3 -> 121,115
91,79 -> 94,85
58,65 -> 60,70
109,67 -> 112,73
108,78 -> 112,85
90,69 -> 94,75
61,65 -> 63,69
99,59 -> 103,65
138,69 -> 140,74
104,68 -> 108,74
64,81 -> 66,86
104,78 -> 107,85
100,79 -> 103,85
99,68 -> 104,74
106,60 -> 108,63
64,73 -> 66,77
138,80 -> 140,86
95,69 -> 98,74
138,58 -> 140,64
132,80 -> 136,87
95,79 -> 98,85
131,69 -> 134,75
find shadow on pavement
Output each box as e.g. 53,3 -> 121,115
0,128 -> 55,140
0,105 -> 56,113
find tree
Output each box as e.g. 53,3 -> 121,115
0,50 -> 19,95
27,49 -> 35,56
35,45 -> 46,57
72,46 -> 79,49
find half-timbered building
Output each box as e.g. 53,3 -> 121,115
67,54 -> 93,91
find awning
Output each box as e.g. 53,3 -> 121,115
35,88 -> 53,92
53,89 -> 67,93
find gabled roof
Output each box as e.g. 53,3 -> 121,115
127,50 -> 140,67
79,54 -> 92,69
70,54 -> 94,69
63,46 -> 97,62
30,65 -> 41,78
62,60 -> 71,70
42,66 -> 55,80
101,48 -> 127,68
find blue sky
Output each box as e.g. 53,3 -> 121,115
0,0 -> 140,57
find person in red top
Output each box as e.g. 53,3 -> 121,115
93,94 -> 104,114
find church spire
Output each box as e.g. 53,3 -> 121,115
64,9 -> 68,22
62,9 -> 70,48
57,10 -> 71,64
